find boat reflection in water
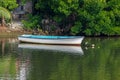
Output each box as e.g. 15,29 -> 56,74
18,43 -> 84,55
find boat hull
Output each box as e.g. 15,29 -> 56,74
18,35 -> 84,45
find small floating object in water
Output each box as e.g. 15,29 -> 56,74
85,42 -> 88,45
91,44 -> 95,47
91,44 -> 95,48
85,47 -> 88,50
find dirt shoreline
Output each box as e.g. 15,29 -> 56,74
0,27 -> 31,37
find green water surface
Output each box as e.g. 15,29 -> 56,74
0,37 -> 120,80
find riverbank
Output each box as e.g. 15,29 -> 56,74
0,31 -> 23,37
0,26 -> 31,37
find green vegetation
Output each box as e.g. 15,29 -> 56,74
22,0 -> 120,36
0,0 -> 18,10
0,7 -> 11,26
0,0 -> 18,27
22,14 -> 42,30
0,0 -> 119,36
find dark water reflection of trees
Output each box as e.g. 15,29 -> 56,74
0,37 -> 120,80
0,38 -> 18,79
25,37 -> 120,80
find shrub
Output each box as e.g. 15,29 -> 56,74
22,14 -> 41,30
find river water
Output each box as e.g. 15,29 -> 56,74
0,37 -> 120,80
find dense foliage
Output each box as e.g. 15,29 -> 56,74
0,7 -> 12,26
23,0 -> 120,36
0,7 -> 11,19
0,0 -> 18,26
0,0 -> 18,10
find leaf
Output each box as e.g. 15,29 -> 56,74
0,7 -> 11,19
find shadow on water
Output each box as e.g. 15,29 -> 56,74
0,37 -> 120,80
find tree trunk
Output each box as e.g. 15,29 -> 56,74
1,16 -> 5,27
1,40 -> 5,56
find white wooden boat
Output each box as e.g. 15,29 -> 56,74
18,43 -> 84,55
18,35 -> 84,45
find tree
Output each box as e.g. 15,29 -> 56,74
0,0 -> 18,11
23,0 -> 120,36
0,7 -> 11,27
0,0 -> 18,27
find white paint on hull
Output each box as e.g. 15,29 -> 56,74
18,36 -> 84,45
